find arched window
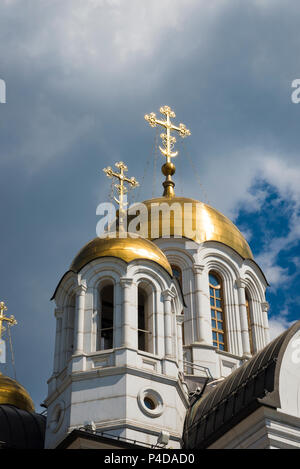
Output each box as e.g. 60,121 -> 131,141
138,285 -> 152,353
171,265 -> 182,288
209,272 -> 226,351
245,290 -> 254,354
98,284 -> 114,350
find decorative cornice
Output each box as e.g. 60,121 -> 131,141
54,308 -> 63,319
193,264 -> 205,274
120,277 -> 134,288
162,289 -> 176,300
74,276 -> 87,295
236,278 -> 247,289
261,301 -> 270,313
74,283 -> 87,295
176,314 -> 184,324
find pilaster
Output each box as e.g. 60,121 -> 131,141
53,308 -> 63,374
193,265 -> 212,345
261,301 -> 270,345
74,282 -> 87,355
236,278 -> 251,358
162,289 -> 176,358
120,278 -> 137,349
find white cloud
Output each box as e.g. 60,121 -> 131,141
253,156 -> 300,289
239,227 -> 253,242
268,309 -> 296,341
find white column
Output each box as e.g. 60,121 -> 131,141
176,314 -> 184,371
156,289 -> 165,356
83,287 -> 94,354
162,290 -> 175,358
53,308 -> 63,374
181,267 -> 194,345
74,284 -> 87,355
114,282 -> 122,349
236,279 -> 251,357
66,301 -> 75,359
193,265 -> 212,344
91,287 -> 98,352
252,299 -> 265,350
261,301 -> 270,345
120,278 -> 136,349
59,305 -> 68,370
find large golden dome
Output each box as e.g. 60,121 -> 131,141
70,233 -> 173,276
140,196 -> 253,260
0,374 -> 35,412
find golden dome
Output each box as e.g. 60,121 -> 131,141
70,233 -> 173,276
0,374 -> 35,412
140,196 -> 253,260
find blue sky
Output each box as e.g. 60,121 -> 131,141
0,0 -> 299,410
236,179 -> 300,337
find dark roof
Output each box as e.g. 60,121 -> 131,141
0,404 -> 46,449
183,320 -> 300,449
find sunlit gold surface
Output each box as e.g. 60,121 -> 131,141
145,105 -> 190,197
0,374 -> 35,412
70,233 -> 173,276
141,196 -> 253,260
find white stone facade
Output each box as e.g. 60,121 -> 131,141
45,236 -> 270,448
208,406 -> 300,449
45,257 -> 188,449
209,326 -> 300,449
154,238 -> 269,379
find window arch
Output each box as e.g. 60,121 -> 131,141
245,290 -> 254,354
209,272 -> 227,351
138,283 -> 153,353
98,283 -> 114,350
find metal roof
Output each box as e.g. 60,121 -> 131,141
0,404 -> 45,449
183,320 -> 300,449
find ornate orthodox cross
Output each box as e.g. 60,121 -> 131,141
145,105 -> 191,197
103,161 -> 139,231
0,301 -> 17,341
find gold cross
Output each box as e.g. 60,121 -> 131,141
0,301 -> 17,340
103,161 -> 139,231
145,105 -> 190,197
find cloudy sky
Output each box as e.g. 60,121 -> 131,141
0,0 -> 299,410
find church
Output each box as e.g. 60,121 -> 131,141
0,105 -> 299,450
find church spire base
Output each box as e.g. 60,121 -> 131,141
162,178 -> 175,198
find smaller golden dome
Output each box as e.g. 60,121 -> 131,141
70,233 -> 173,276
0,374 -> 35,412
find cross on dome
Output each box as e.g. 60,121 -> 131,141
0,301 -> 17,341
103,161 -> 139,232
145,105 -> 191,198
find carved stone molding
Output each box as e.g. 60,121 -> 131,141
162,289 -> 176,300
176,314 -> 184,325
261,301 -> 270,313
120,277 -> 134,288
54,308 -> 63,319
193,264 -> 205,275
236,278 -> 247,289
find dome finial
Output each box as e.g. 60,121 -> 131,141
145,105 -> 191,198
103,161 -> 139,233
